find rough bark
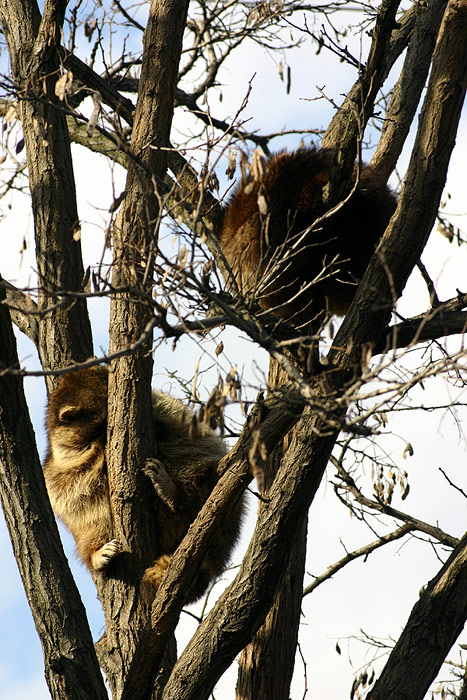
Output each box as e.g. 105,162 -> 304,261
367,532 -> 467,700
329,0 -> 467,369
153,0 -> 467,694
371,0 -> 448,179
322,0 -> 401,204
97,1 -> 190,697
0,0 -> 93,392
159,397 -> 339,700
235,361 -> 308,700
121,389 -> 306,700
232,3 -> 451,694
0,284 -> 107,700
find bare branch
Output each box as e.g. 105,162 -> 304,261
0,286 -> 107,700
0,279 -> 39,346
332,456 -> 459,549
329,0 -> 467,369
367,531 -> 467,700
371,0 -> 448,180
303,524 -> 414,596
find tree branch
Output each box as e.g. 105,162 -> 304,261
367,531 -> 467,700
332,455 -> 459,549
371,0 -> 448,180
102,1 -> 192,696
0,0 -> 93,391
0,279 -> 39,346
303,524 -> 414,596
0,285 -> 108,700
328,0 -> 467,369
159,403 -> 340,700
376,309 -> 467,355
322,0 -> 401,203
121,389 -> 307,700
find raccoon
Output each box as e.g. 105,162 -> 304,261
43,365 -> 245,603
218,147 -> 397,327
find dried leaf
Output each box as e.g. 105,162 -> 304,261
5,104 -> 18,125
177,246 -> 188,268
401,483 -> 410,500
55,71 -> 73,101
208,171 -> 219,192
251,148 -> 266,181
402,442 -> 414,459
257,194 -> 268,215
87,94 -> 101,137
226,147 -> 237,179
82,266 -> 91,290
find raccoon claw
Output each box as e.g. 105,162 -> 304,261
144,459 -> 178,512
92,539 -> 121,571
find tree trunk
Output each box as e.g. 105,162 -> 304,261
367,533 -> 467,700
98,1 -> 190,697
236,360 -> 308,700
0,283 -> 107,700
0,0 -> 93,391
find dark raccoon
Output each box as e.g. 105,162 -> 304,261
218,147 -> 397,327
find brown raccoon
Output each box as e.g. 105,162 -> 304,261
218,147 -> 397,327
43,365 -> 245,604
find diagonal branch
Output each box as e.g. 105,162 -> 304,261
0,279 -> 39,346
328,0 -> 467,370
159,403 -> 341,700
332,455 -> 459,548
0,286 -> 108,700
371,0 -> 448,179
367,531 -> 467,700
322,0 -> 402,204
303,524 -> 415,597
121,390 -> 307,700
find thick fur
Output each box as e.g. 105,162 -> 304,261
44,366 -> 244,603
218,147 -> 397,326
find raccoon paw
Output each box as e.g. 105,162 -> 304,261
144,459 -> 178,512
140,554 -> 172,605
92,539 -> 121,571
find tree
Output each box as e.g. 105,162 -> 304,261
0,0 -> 466,698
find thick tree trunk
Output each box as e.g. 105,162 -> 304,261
0,283 -> 107,700
367,533 -> 467,700
236,360 -> 308,700
236,521 -> 307,700
98,1 -> 190,697
0,0 -> 93,391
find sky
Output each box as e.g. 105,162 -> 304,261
0,4 -> 466,699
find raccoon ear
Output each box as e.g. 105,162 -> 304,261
58,405 -> 82,423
